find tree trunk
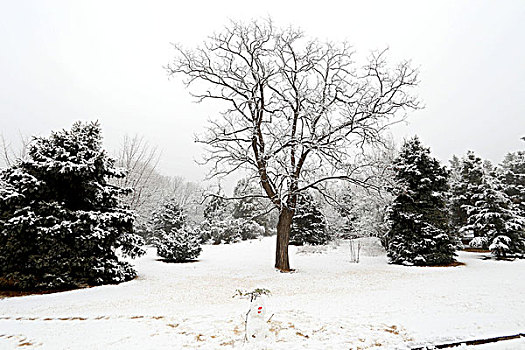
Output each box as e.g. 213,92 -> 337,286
275,208 -> 293,271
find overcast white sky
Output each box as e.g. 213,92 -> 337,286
1,0 -> 524,191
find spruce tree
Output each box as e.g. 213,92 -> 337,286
334,189 -> 355,238
290,192 -> 330,246
449,151 -> 485,238
232,178 -> 261,220
0,121 -> 144,291
463,176 -> 524,257
231,178 -> 274,236
149,199 -> 185,239
386,137 -> 456,266
203,194 -> 229,221
500,151 -> 525,218
150,199 -> 202,262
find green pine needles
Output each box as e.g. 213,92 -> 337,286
0,121 -> 145,290
386,137 -> 456,266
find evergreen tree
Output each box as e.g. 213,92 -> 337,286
386,137 -> 456,266
0,122 -> 144,291
154,228 -> 202,262
198,187 -> 266,244
334,189 -> 356,238
290,192 -> 330,246
203,194 -> 229,221
149,199 -> 185,240
150,199 -> 202,262
499,151 -> 525,218
232,178 -> 261,220
462,176 -> 524,257
232,178 -> 274,235
449,151 -> 486,237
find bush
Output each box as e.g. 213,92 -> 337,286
198,218 -> 264,244
154,228 -> 202,262
469,237 -> 487,249
149,199 -> 202,262
489,235 -> 512,258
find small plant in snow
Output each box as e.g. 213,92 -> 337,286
150,199 -> 202,262
489,235 -> 512,258
469,237 -> 487,249
154,228 -> 202,262
233,288 -> 271,301
233,288 -> 272,343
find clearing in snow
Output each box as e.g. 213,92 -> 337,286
1,237 -> 524,349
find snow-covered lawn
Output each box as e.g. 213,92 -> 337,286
1,237 -> 524,349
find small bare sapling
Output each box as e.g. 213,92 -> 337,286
349,239 -> 361,263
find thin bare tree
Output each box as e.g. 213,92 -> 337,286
167,19 -> 419,270
0,132 -> 29,168
114,134 -> 162,216
114,135 -> 204,225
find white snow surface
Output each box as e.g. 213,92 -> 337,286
1,237 -> 524,349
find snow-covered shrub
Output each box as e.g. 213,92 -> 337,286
232,178 -> 276,236
469,237 -> 487,249
235,218 -> 265,240
290,192 -> 331,246
386,137 -> 456,266
154,228 -> 202,262
0,121 -> 144,291
198,219 -> 239,244
489,235 -> 512,258
148,199 -> 185,244
150,199 -> 202,261
198,218 -> 264,244
203,194 -> 230,221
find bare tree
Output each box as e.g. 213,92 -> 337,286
161,176 -> 204,224
167,19 -> 419,270
327,140 -> 398,246
0,132 -> 29,168
113,135 -> 205,226
114,134 -> 162,218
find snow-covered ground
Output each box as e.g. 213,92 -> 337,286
1,237 -> 524,349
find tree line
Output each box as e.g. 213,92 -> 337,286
1,19 -> 523,291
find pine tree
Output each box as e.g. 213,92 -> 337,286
0,121 -> 144,291
462,176 -> 524,257
386,137 -> 456,266
232,178 -> 274,235
449,151 -> 486,238
290,192 -> 330,246
334,189 -> 356,238
232,178 -> 261,220
203,194 -> 229,221
149,199 -> 185,240
500,151 -> 525,218
151,199 -> 202,262
155,229 -> 202,262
